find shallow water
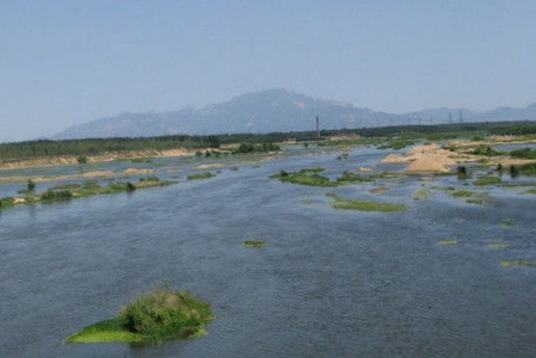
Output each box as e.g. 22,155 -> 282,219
1,146 -> 535,357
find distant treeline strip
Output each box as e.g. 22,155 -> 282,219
1,120 -> 535,161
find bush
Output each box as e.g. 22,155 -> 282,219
27,179 -> 36,192
76,156 -> 88,164
40,189 -> 73,202
66,287 -> 214,345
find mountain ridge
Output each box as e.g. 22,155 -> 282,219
54,88 -> 536,139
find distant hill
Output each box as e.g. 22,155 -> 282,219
54,88 -> 536,139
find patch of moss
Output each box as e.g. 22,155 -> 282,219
500,259 -> 535,268
187,172 -> 216,180
66,287 -> 214,345
474,175 -> 502,186
244,240 -> 265,248
326,193 -> 406,212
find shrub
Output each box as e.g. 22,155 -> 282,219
40,189 -> 73,202
27,179 -> 36,192
66,287 -> 214,345
456,166 -> 469,180
76,156 -> 88,164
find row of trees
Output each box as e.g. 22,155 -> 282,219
1,121 -> 535,161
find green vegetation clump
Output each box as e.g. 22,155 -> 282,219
0,197 -> 16,211
456,166 -> 470,180
511,163 -> 536,176
413,186 -> 430,200
233,142 -> 280,154
187,172 -> 216,180
66,287 -> 214,345
509,148 -> 536,160
526,188 -> 536,194
488,241 -> 510,250
271,168 -> 373,187
40,189 -> 74,202
378,137 -> 415,150
474,175 -> 502,186
470,145 -> 501,156
244,240 -> 265,248
326,193 -> 406,212
500,259 -> 535,268
76,156 -> 88,164
438,240 -> 458,246
450,189 -> 489,205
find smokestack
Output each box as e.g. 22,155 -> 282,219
315,115 -> 320,138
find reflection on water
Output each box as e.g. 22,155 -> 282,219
1,146 -> 535,357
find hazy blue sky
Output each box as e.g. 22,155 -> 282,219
1,0 -> 536,141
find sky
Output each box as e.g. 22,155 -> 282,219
1,0 -> 536,142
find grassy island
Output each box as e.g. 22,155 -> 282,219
0,177 -> 175,212
271,168 -> 375,187
326,193 -> 406,212
66,287 -> 214,345
187,172 -> 216,180
244,239 -> 265,248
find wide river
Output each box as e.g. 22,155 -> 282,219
1,145 -> 535,357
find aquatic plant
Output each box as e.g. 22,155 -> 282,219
499,259 -> 535,268
437,240 -> 458,246
244,240 -> 265,248
187,172 -> 216,180
413,186 -> 430,200
326,193 -> 406,212
488,241 -> 510,250
66,287 -> 214,345
474,175 -> 502,186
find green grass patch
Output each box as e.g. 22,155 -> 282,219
271,168 -> 374,187
450,189 -> 489,205
326,193 -> 406,212
509,148 -> 536,160
500,259 -> 535,268
187,172 -> 216,180
526,188 -> 536,194
474,175 -> 502,186
66,287 -> 214,345
243,240 -> 265,248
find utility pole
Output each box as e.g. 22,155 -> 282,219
315,115 -> 320,138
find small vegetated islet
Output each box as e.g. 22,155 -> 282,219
326,193 -> 406,212
271,168 -> 376,187
243,240 -> 265,248
474,175 -> 502,186
500,259 -> 535,268
66,287 -> 214,345
187,172 -> 216,180
0,177 -> 174,211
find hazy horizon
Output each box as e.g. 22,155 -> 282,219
2,0 -> 536,142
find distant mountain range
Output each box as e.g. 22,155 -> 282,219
54,88 -> 536,139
